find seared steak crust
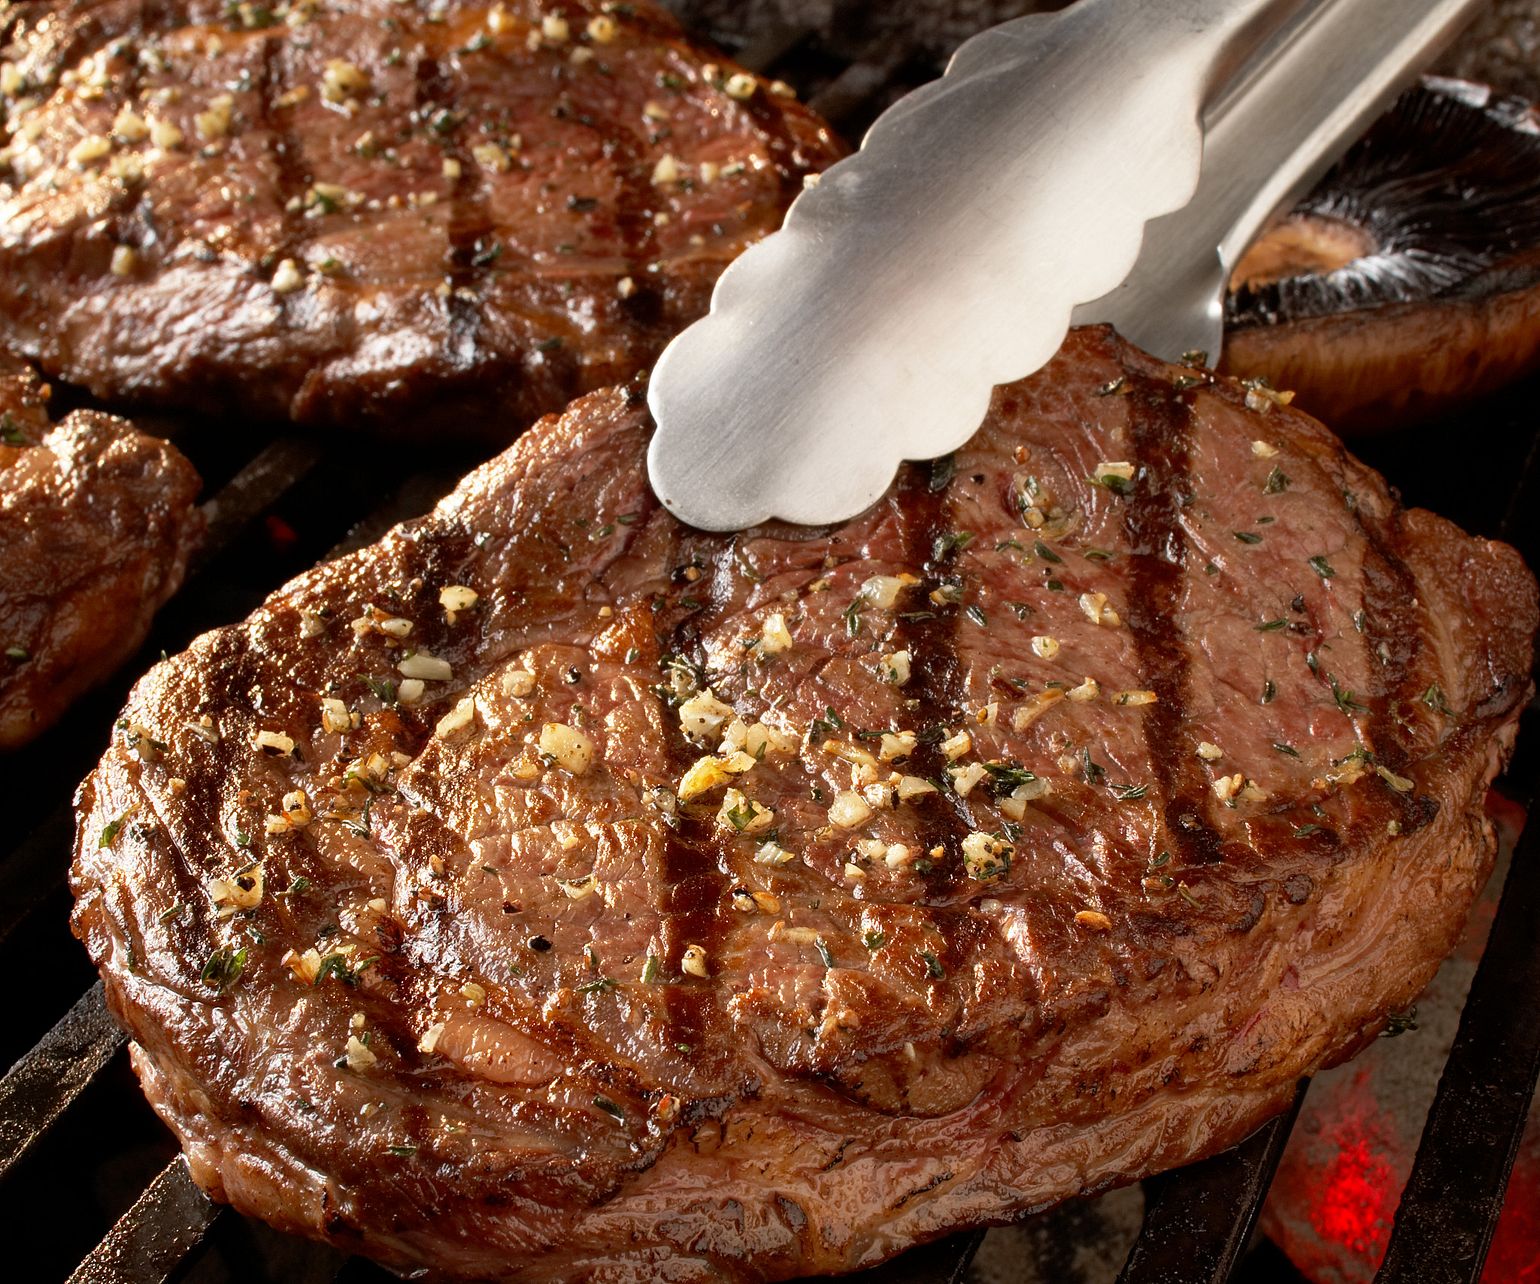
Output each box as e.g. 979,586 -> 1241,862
1,357 -> 201,748
0,0 -> 839,435
72,328 -> 1535,1279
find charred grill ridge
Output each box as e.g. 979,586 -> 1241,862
412,52 -> 485,365
258,28 -> 313,281
1357,509 -> 1441,836
895,461 -> 972,894
1121,370 -> 1230,869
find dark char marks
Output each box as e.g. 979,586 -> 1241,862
1120,370 -> 1232,869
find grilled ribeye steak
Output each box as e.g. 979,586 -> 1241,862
1,357 -> 201,749
72,327 -> 1535,1280
0,0 -> 839,436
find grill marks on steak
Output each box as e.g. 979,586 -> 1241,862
0,0 -> 840,434
0,356 -> 202,748
71,329 -> 1535,1280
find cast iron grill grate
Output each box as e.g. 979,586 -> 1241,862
1,7 -> 1537,1283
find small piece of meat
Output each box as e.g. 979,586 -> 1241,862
0,358 -> 201,748
0,0 -> 840,439
71,328 -> 1536,1281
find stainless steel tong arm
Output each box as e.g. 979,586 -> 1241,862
644,0 -> 1465,532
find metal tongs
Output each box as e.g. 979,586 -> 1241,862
646,0 -> 1485,531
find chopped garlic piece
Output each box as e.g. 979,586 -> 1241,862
472,142 -> 512,172
860,573 -> 918,609
1067,677 -> 1099,702
282,947 -> 323,985
756,611 -> 793,655
502,669 -> 536,697
862,780 -> 896,810
949,762 -> 988,797
879,730 -> 916,762
940,730 -> 972,761
541,12 -> 570,42
460,981 -> 486,1006
754,840 -> 795,866
1075,909 -> 1112,931
1012,689 -> 1064,730
1031,635 -> 1060,660
439,585 -> 478,617
718,787 -> 774,835
398,652 -> 452,681
435,696 -> 477,738
732,886 -> 780,914
1114,689 -> 1158,706
418,1021 -> 446,1054
397,678 -> 425,705
68,134 -> 112,167
1212,772 -> 1244,802
651,153 -> 680,185
896,775 -> 937,802
253,728 -> 295,755
280,789 -> 312,828
828,791 -> 873,829
1245,385 -> 1295,414
880,649 -> 911,686
194,93 -> 234,140
962,831 -> 1012,880
150,118 -> 184,150
271,258 -> 306,294
1079,591 -> 1121,627
724,72 -> 757,100
321,59 -> 369,103
681,943 -> 709,978
1196,741 -> 1223,761
1251,439 -> 1279,458
678,755 -> 732,801
679,689 -> 734,744
112,106 -> 148,142
109,245 -> 137,276
210,863 -> 264,909
539,723 -> 594,774
344,1034 -> 377,1070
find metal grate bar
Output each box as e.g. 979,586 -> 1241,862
1114,1081 -> 1308,1284
1372,794 -> 1540,1283
806,56 -> 904,127
67,1157 -> 221,1284
189,436 -> 325,576
731,22 -> 815,75
0,982 -> 126,1181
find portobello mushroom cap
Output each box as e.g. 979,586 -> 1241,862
1222,77 -> 1540,432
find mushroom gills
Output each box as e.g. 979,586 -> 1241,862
1222,76 -> 1540,433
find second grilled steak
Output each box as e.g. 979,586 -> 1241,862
0,0 -> 840,436
1,357 -> 202,748
72,328 -> 1536,1279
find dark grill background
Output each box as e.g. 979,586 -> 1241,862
2,4 -> 1537,1283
